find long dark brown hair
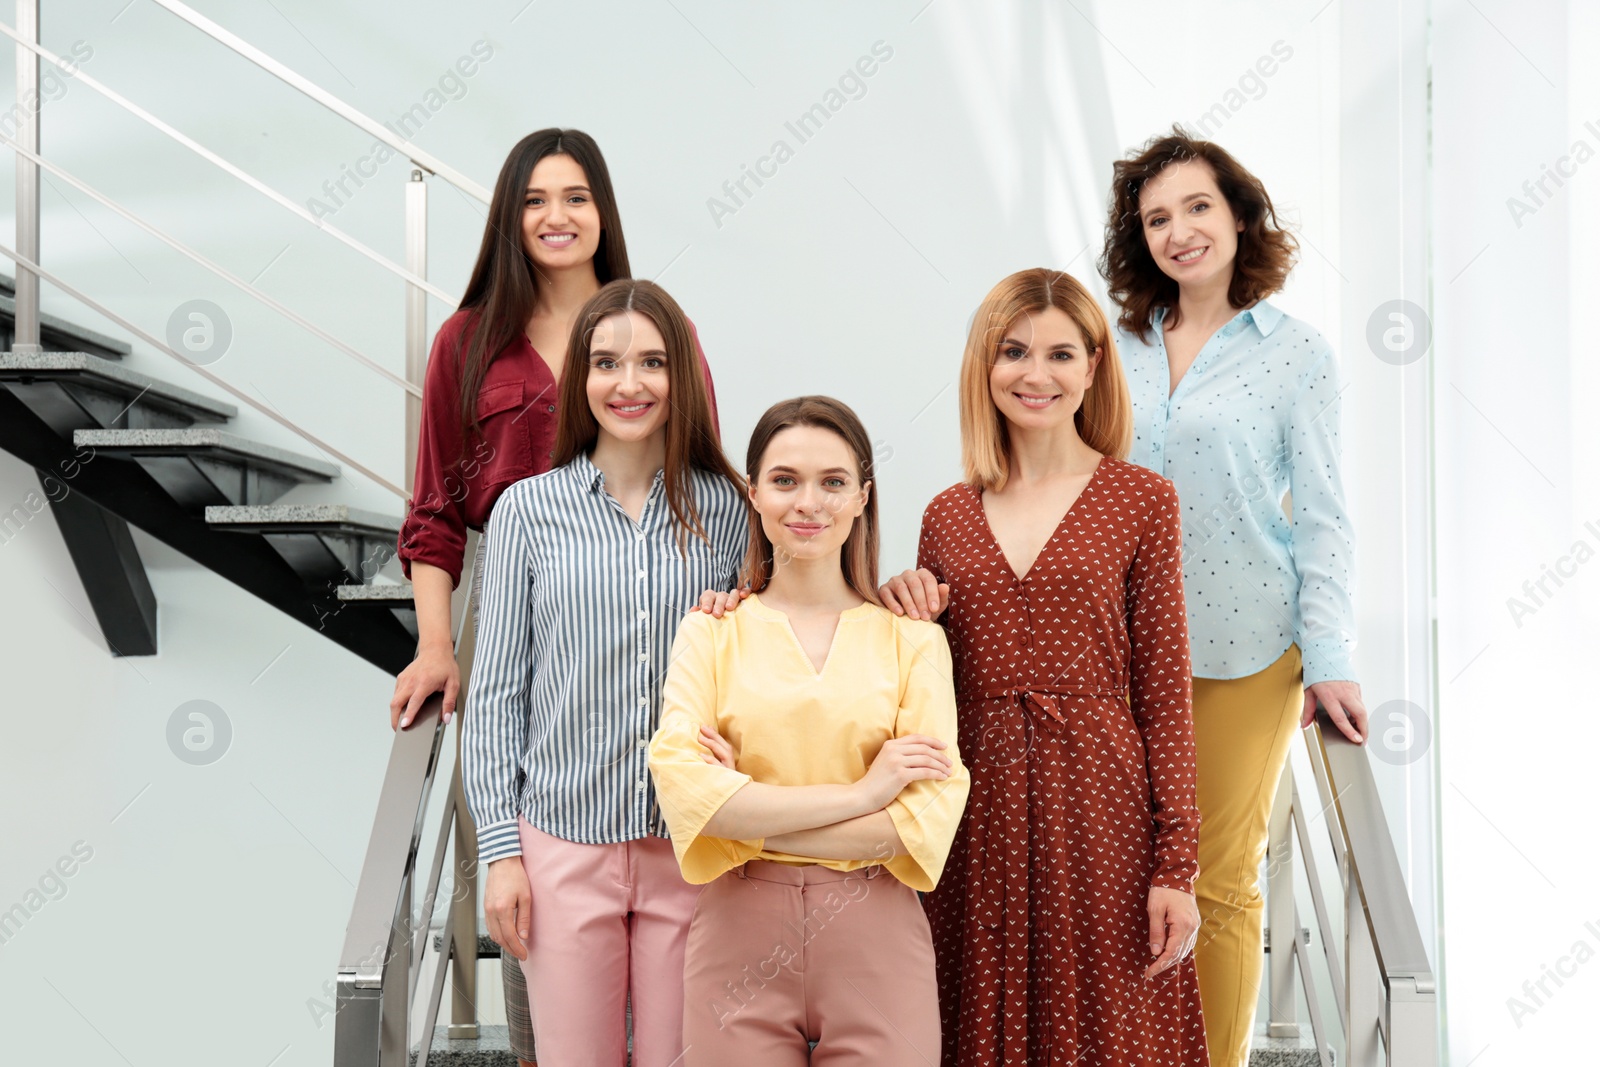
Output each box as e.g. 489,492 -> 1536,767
551,279 -> 741,550
457,128 -> 631,434
740,396 -> 881,606
1099,125 -> 1297,341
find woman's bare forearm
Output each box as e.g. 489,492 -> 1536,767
764,811 -> 906,861
702,781 -> 875,840
409,562 -> 456,654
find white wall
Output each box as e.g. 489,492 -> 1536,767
1434,0 -> 1600,1063
2,0 -> 1586,1063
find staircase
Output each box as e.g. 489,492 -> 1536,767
0,328 -> 417,675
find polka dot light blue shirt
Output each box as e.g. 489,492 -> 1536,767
1118,300 -> 1356,686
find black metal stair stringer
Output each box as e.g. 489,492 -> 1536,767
0,386 -> 414,675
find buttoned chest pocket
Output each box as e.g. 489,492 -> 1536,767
473,379 -> 536,486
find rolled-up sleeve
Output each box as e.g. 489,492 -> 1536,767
883,620 -> 968,892
648,613 -> 762,883
462,490 -> 534,862
1288,347 -> 1357,686
399,323 -> 471,587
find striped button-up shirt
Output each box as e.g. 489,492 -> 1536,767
464,452 -> 749,862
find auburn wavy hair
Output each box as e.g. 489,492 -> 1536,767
551,279 -> 742,552
1099,125 -> 1297,341
959,269 -> 1131,491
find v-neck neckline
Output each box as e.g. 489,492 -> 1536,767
1158,304 -> 1254,400
747,594 -> 870,677
973,457 -> 1106,582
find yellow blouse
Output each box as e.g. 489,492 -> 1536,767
648,594 -> 969,892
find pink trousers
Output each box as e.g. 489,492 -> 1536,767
681,860 -> 941,1065
514,817 -> 702,1067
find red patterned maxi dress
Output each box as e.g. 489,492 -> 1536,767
918,457 -> 1209,1066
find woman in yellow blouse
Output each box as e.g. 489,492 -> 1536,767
649,395 -> 970,1066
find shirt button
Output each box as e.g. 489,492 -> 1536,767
637,610 -> 647,621
637,569 -> 646,579
639,697 -> 648,707
636,779 -> 647,791
637,738 -> 648,749
639,652 -> 648,662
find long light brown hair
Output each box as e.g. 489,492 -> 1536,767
959,268 -> 1132,490
1099,125 -> 1298,341
740,396 -> 881,606
551,279 -> 741,549
457,128 -> 630,437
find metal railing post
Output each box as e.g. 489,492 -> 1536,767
1343,854 -> 1383,1065
448,529 -> 482,1038
382,879 -> 412,1066
404,170 -> 427,494
13,0 -> 38,352
1267,764 -> 1298,1037
1387,975 -> 1441,1064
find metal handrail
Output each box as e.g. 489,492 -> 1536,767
0,21 -> 456,307
147,0 -> 491,204
0,239 -> 406,496
1307,721 -> 1435,991
334,692 -> 452,1064
336,533 -> 482,1065
0,132 -> 421,399
1265,715 -> 1438,1065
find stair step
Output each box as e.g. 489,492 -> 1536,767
432,923 -> 499,960
0,281 -> 132,360
206,504 -> 399,584
336,581 -> 414,602
74,428 -> 338,507
1249,1022 -> 1330,1066
337,581 -> 417,638
0,351 -> 236,432
410,1024 -> 514,1067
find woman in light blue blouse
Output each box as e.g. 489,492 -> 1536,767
1098,127 -> 1368,1067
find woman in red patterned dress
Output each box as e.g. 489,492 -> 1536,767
881,268 -> 1208,1065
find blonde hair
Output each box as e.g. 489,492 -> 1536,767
959,268 -> 1132,490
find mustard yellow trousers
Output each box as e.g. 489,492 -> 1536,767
1191,643 -> 1304,1067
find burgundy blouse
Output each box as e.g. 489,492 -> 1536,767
398,307 -> 720,588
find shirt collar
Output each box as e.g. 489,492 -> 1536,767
1151,299 -> 1283,338
568,451 -> 607,493
565,451 -> 666,494
1242,300 -> 1284,337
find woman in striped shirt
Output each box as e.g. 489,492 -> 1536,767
464,279 -> 748,1067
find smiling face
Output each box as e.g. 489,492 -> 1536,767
987,305 -> 1101,432
522,153 -> 602,271
749,424 -> 870,568
584,311 -> 670,445
1137,158 -> 1246,292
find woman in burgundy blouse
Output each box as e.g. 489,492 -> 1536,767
883,269 -> 1208,1065
389,127 -> 718,1067
392,129 -> 718,728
